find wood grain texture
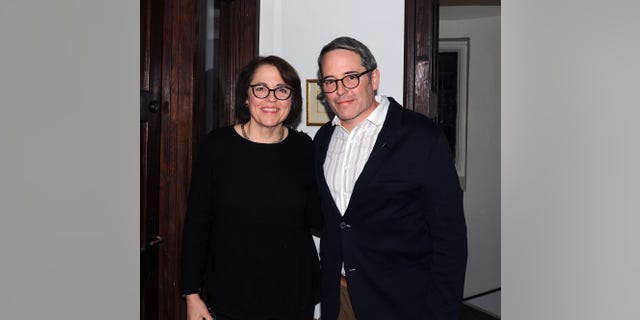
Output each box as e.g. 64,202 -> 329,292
404,0 -> 439,118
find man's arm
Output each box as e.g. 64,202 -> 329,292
422,132 -> 468,319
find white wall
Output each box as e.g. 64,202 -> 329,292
440,6 -> 501,301
503,1 -> 640,318
259,0 -> 404,137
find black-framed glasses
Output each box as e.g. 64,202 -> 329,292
249,84 -> 293,100
318,68 -> 375,93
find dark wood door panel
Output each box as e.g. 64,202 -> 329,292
140,0 -> 163,318
215,0 -> 259,127
141,0 -> 150,91
140,122 -> 149,251
404,0 -> 439,118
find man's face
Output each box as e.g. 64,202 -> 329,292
320,49 -> 379,131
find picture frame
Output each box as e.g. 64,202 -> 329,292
306,79 -> 333,126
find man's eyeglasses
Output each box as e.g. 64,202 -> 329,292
249,84 -> 293,100
318,68 -> 374,93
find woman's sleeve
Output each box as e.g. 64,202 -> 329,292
180,136 -> 216,296
305,138 -> 323,236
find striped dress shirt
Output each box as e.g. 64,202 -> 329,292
323,95 -> 390,215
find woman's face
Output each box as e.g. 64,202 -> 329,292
245,64 -> 292,128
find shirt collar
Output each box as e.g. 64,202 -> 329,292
331,95 -> 390,127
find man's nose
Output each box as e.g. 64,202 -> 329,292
335,80 -> 347,95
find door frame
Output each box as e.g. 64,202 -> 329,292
404,0 -> 439,118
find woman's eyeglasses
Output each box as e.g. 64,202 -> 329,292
249,84 -> 292,100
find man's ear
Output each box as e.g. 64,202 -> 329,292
371,68 -> 380,91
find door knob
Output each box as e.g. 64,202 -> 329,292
148,101 -> 159,113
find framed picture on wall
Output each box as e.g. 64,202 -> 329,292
306,79 -> 334,126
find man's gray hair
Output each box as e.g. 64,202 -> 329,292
317,36 -> 378,79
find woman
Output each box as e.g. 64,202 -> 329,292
180,56 -> 321,320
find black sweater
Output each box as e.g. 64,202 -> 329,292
180,126 -> 321,319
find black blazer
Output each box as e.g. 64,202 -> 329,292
314,98 -> 467,319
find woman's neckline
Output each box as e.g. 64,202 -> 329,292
235,123 -> 288,144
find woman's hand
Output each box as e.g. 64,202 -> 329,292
185,294 -> 214,320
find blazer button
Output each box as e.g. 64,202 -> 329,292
339,222 -> 346,229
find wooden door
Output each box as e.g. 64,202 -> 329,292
140,0 -> 164,319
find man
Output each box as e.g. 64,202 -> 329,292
314,36 -> 467,319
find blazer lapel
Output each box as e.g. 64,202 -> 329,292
345,99 -> 404,214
